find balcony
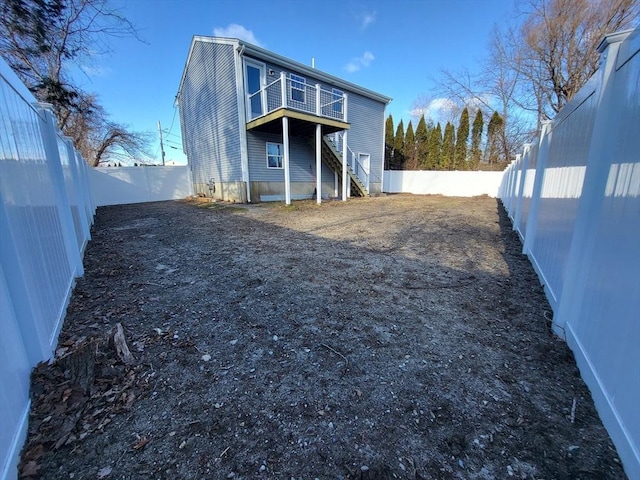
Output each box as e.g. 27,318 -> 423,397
246,72 -> 349,136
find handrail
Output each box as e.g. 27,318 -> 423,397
246,74 -> 346,122
326,132 -> 377,192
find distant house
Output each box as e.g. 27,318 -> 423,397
176,36 -> 392,203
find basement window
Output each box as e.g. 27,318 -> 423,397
266,142 -> 284,169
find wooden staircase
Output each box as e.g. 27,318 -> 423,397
321,137 -> 368,197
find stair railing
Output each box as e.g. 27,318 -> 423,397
326,132 -> 370,192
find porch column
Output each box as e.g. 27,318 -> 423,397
316,124 -> 322,204
283,116 -> 291,205
334,171 -> 338,197
342,130 -> 348,201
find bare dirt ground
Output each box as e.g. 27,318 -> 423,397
19,195 -> 625,480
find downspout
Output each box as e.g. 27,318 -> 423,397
234,43 -> 251,203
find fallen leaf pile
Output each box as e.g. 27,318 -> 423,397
19,326 -> 150,478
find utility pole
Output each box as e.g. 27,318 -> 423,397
157,120 -> 166,166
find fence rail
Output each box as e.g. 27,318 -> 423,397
0,58 -> 95,480
499,28 -> 639,480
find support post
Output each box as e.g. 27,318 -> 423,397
342,130 -> 348,201
316,124 -> 322,204
283,116 -> 291,205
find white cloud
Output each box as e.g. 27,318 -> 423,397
360,11 -> 376,30
344,51 -> 375,73
213,23 -> 263,47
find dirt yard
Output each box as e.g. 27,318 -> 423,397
20,195 -> 625,479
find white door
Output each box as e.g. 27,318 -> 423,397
358,153 -> 370,190
244,60 -> 265,119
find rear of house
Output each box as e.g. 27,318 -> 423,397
177,36 -> 391,203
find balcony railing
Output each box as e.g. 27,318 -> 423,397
247,72 -> 347,123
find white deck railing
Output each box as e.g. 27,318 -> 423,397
247,72 -> 347,123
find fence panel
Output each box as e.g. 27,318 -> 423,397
0,58 -> 94,480
382,170 -> 504,197
89,165 -> 193,206
498,28 -> 640,480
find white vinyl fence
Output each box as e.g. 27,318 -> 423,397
383,170 -> 504,197
0,59 -> 95,479
90,165 -> 193,206
499,29 -> 639,480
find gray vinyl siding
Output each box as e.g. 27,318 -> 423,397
345,93 -> 385,186
179,41 -> 242,185
247,131 -> 321,182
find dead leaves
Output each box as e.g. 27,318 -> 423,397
18,326 -> 150,478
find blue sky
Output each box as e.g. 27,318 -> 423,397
78,0 -> 516,164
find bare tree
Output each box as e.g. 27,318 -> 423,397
0,0 -> 150,165
517,0 -> 639,120
432,28 -> 530,165
421,0 -> 638,164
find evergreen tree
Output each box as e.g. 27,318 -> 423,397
470,110 -> 484,170
392,120 -> 405,170
442,122 -> 456,170
384,114 -> 395,169
454,107 -> 470,170
486,111 -> 504,165
404,121 -> 416,169
415,116 -> 429,169
426,123 -> 442,170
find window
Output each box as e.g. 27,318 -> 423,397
266,142 -> 284,169
290,74 -> 306,103
332,88 -> 343,114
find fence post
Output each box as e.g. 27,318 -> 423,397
35,103 -> 84,277
513,144 -> 530,237
64,137 -> 91,248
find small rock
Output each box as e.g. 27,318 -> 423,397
458,459 -> 465,469
230,339 -> 238,345
201,354 -> 211,362
259,464 -> 266,472
328,422 -> 334,429
361,465 -> 369,472
273,335 -> 279,341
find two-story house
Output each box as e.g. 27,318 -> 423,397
177,36 -> 392,203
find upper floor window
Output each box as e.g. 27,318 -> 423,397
332,88 -> 343,114
290,74 -> 306,103
266,142 -> 284,169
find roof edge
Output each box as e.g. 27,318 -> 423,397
179,36 -> 392,105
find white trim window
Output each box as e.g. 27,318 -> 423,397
290,74 -> 306,103
332,88 -> 343,114
266,142 -> 284,169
